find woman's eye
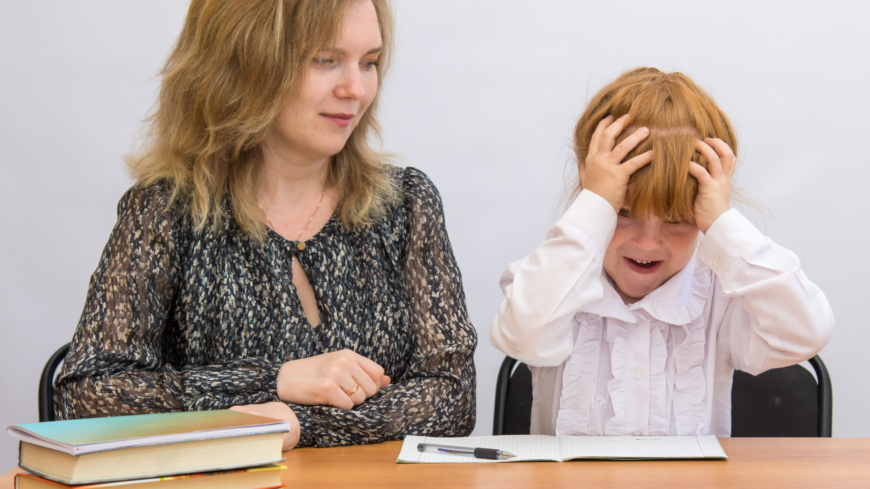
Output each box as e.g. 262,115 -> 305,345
618,209 -> 630,218
362,60 -> 380,69
313,57 -> 334,66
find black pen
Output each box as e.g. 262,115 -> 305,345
417,443 -> 516,460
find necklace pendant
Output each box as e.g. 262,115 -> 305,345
297,242 -> 306,251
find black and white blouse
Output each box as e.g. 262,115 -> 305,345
54,166 -> 477,448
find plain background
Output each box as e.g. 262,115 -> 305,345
2,1 -> 869,465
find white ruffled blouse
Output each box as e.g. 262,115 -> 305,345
490,190 -> 834,437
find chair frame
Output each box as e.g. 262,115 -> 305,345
493,355 -> 832,437
39,343 -> 71,422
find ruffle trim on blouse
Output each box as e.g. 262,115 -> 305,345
555,316 -> 604,436
673,317 -> 709,435
647,323 -> 670,436
603,321 -> 628,436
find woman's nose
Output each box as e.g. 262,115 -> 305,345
335,66 -> 365,99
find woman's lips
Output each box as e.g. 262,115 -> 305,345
624,257 -> 662,274
321,113 -> 354,127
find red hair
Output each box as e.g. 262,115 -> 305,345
574,67 -> 737,222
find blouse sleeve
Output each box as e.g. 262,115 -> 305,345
287,168 -> 478,448
54,185 -> 281,420
698,209 -> 834,374
489,189 -> 618,366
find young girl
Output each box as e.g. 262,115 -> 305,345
490,67 -> 834,437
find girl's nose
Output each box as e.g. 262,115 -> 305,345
634,219 -> 663,249
335,66 -> 365,100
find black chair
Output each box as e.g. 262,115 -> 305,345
39,343 -> 70,422
493,355 -> 832,437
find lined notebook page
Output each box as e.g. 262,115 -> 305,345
397,435 -> 561,463
397,435 -> 727,463
560,435 -> 728,460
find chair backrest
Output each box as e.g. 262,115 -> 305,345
39,343 -> 71,422
493,355 -> 832,437
731,355 -> 832,437
493,356 -> 533,435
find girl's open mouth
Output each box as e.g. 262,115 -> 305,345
625,257 -> 663,274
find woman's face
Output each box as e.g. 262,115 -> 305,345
265,0 -> 382,164
603,209 -> 701,304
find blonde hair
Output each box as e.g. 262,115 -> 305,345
126,0 -> 398,240
573,67 -> 737,222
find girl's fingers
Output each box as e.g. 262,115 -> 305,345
620,150 -> 654,175
695,139 -> 723,179
588,115 -> 613,157
611,127 -> 649,162
688,161 -> 714,185
599,114 -> 630,154
705,138 -> 737,177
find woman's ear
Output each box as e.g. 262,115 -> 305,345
578,161 -> 586,188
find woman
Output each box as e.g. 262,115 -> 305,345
54,0 -> 477,450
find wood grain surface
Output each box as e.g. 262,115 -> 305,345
3,438 -> 869,488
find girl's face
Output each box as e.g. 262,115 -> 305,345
264,0 -> 382,164
603,209 -> 700,304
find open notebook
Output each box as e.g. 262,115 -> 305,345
398,435 -> 727,463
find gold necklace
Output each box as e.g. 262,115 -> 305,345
259,188 -> 326,252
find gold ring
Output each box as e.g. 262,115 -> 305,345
346,384 -> 359,396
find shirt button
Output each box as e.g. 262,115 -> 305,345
712,258 -> 721,270
297,242 -> 306,251
633,369 -> 642,380
633,431 -> 643,437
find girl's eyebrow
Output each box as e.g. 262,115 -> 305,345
319,46 -> 383,56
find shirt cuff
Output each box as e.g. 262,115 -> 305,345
559,189 -> 618,255
697,208 -> 767,279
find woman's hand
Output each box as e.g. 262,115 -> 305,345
581,114 -> 654,213
229,402 -> 301,452
276,349 -> 391,410
688,138 -> 735,233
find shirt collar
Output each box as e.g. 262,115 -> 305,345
582,252 -> 712,326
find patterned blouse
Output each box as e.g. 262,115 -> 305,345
54,166 -> 477,448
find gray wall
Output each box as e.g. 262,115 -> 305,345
2,0 -> 868,465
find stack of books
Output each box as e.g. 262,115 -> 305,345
6,410 -> 289,489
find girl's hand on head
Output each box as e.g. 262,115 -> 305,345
229,402 -> 301,451
581,114 -> 654,213
688,138 -> 736,233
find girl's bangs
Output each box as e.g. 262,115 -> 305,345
617,127 -> 706,222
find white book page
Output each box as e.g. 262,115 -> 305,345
559,435 -> 728,460
397,435 -> 561,463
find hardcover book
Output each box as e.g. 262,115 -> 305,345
7,410 -> 289,485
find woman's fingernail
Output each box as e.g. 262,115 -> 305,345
639,127 -> 649,134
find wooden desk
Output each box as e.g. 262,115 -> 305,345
3,438 -> 869,488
